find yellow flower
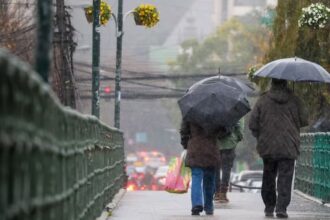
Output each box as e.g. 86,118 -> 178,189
84,0 -> 112,26
134,3 -> 159,28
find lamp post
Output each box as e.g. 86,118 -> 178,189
91,0 -> 101,118
114,0 -> 124,128
83,1 -> 159,125
113,3 -> 160,129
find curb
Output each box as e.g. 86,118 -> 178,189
97,188 -> 127,220
294,190 -> 330,208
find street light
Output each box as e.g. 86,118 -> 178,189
113,2 -> 160,129
83,1 -> 159,124
91,0 -> 101,118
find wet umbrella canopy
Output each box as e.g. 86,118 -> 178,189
178,78 -> 251,133
253,57 -> 330,83
189,75 -> 254,94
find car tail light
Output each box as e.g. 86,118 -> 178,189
127,183 -> 137,191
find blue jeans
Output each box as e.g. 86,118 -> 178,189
191,167 -> 216,213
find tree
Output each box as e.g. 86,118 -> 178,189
0,0 -> 36,63
169,11 -> 273,73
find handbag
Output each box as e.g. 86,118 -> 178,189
164,150 -> 191,193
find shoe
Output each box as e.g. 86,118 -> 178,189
264,206 -> 274,217
265,212 -> 274,217
191,205 -> 203,216
214,192 -> 221,201
276,212 -> 288,218
218,192 -> 229,203
205,211 -> 214,215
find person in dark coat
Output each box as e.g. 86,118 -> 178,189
180,121 -> 220,216
249,79 -> 308,218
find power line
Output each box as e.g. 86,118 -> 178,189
74,61 -> 248,77
119,80 -> 186,92
80,92 -> 184,100
76,72 -> 247,82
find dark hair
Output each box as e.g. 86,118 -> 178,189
271,78 -> 287,89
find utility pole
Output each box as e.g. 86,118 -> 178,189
92,0 -> 101,117
35,0 -> 53,82
54,0 -> 77,108
114,0 -> 123,128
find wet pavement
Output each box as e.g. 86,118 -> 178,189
109,191 -> 330,220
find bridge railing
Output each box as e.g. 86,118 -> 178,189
296,132 -> 330,203
0,49 -> 125,220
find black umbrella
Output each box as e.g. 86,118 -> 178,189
178,80 -> 251,133
189,75 -> 254,94
253,57 -> 330,83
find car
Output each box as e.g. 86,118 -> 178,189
154,165 -> 169,189
246,178 -> 262,193
138,151 -> 166,168
230,170 -> 263,192
237,170 -> 263,181
126,153 -> 138,164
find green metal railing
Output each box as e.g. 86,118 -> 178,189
0,49 -> 125,220
296,132 -> 330,203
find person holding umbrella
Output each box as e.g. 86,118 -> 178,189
249,78 -> 308,218
180,120 -> 221,216
178,75 -> 251,216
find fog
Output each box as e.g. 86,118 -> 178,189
66,0 -> 277,159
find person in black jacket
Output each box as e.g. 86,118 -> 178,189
249,79 -> 308,218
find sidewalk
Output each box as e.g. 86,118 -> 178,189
109,191 -> 330,220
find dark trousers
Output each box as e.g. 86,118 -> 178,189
215,149 -> 235,193
261,158 -> 295,212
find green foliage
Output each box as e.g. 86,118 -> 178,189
168,12 -> 272,75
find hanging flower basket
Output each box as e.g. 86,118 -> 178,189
84,0 -> 112,26
84,6 -> 94,23
133,4 -> 160,28
298,3 -> 330,29
133,12 -> 143,26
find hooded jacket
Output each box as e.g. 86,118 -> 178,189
180,121 -> 220,168
248,87 -> 308,159
216,121 -> 243,150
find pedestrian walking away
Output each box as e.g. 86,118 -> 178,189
214,121 -> 243,203
249,79 -> 308,218
180,120 -> 220,216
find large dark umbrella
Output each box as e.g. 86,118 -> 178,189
253,57 -> 330,83
189,75 -> 254,94
178,79 -> 251,133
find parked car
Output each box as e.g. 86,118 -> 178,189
230,170 -> 263,192
246,178 -> 262,193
